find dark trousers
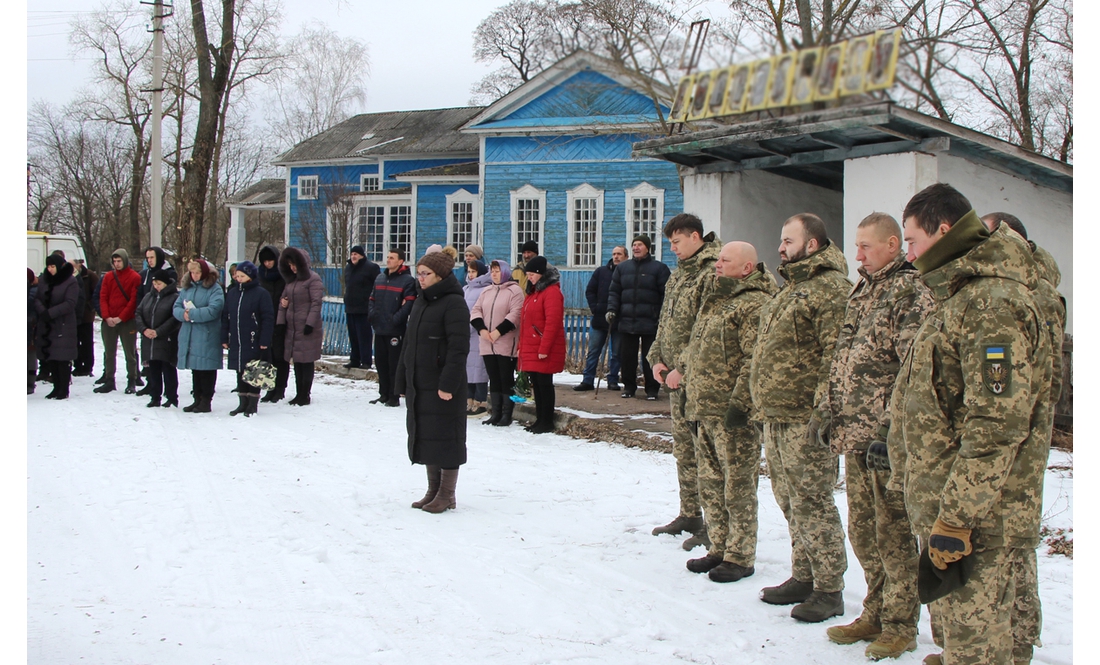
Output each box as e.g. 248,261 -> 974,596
190,369 -> 217,399
468,382 -> 488,402
148,360 -> 178,401
618,333 -> 658,396
346,312 -> 373,368
375,333 -> 403,400
268,325 -> 289,397
75,322 -> 94,373
483,354 -> 517,395
28,349 -> 37,392
293,362 -> 315,398
529,371 -> 555,426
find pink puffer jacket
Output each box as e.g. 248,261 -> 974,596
469,259 -> 524,358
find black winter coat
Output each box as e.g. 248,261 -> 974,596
344,257 -> 380,314
35,263 -> 80,362
135,280 -> 181,364
394,274 -> 470,468
28,284 -> 38,349
257,245 -> 286,307
585,259 -> 617,331
78,266 -> 99,323
606,254 -> 670,335
369,265 -> 416,336
222,279 -> 275,370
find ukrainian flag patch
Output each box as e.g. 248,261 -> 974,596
982,345 -> 1011,395
985,347 -> 1005,360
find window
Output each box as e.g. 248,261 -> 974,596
566,183 -> 603,268
360,175 -> 379,192
510,185 -> 546,265
625,183 -> 665,260
446,189 -> 479,251
389,205 -> 412,262
297,175 -> 318,200
355,204 -> 412,263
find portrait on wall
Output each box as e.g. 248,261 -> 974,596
722,64 -> 750,115
688,70 -> 713,120
866,28 -> 902,91
767,52 -> 797,108
840,34 -> 874,96
745,57 -> 775,112
669,75 -> 694,123
814,42 -> 847,100
791,48 -> 822,105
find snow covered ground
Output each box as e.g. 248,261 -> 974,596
28,362 -> 1073,664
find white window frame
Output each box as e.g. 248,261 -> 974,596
510,184 -> 546,265
297,175 -> 318,200
566,183 -> 603,268
445,188 -> 480,251
349,196 -> 415,264
360,174 -> 380,192
625,182 -> 665,261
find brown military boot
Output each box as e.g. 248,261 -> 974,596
922,654 -> 943,665
826,616 -> 882,644
652,515 -> 703,536
865,631 -> 917,660
411,465 -> 442,509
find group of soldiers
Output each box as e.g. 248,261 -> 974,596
642,182 -> 1064,665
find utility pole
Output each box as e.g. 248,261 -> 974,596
143,0 -> 172,247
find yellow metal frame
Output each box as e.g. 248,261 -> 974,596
744,57 -> 776,112
721,63 -> 751,115
839,34 -> 875,96
865,28 -> 902,92
790,48 -> 822,106
766,52 -> 798,108
701,67 -> 732,119
814,42 -> 848,101
687,70 -> 718,121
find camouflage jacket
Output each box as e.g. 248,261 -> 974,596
647,232 -> 722,378
826,252 -> 932,454
683,264 -> 778,420
749,242 -> 851,423
1029,240 -> 1066,402
888,213 -> 1052,548
1031,242 -> 1061,288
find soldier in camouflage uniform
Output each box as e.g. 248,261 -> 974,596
890,184 -> 1052,665
681,242 -> 777,583
748,213 -> 851,623
647,213 -> 722,546
822,213 -> 933,659
981,212 -> 1066,665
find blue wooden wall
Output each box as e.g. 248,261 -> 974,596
414,183 -> 480,256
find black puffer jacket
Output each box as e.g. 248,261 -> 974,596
138,247 -> 178,302
585,259 -> 617,332
394,274 -> 470,468
369,264 -> 417,336
222,279 -> 275,370
606,254 -> 671,335
257,245 -> 286,307
344,256 -> 380,314
135,279 -> 181,364
35,263 -> 80,362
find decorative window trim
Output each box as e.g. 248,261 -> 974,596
445,188 -> 480,252
566,183 -> 604,268
297,175 -> 319,200
360,174 -> 380,192
349,199 -> 414,264
625,182 -> 665,261
510,184 -> 546,265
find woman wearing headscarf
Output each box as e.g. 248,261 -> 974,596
463,256 -> 492,417
516,256 -> 566,434
174,258 -> 225,413
470,259 -> 524,426
256,245 -> 289,402
277,247 -> 324,405
135,270 -> 181,407
35,254 -> 80,399
222,260 -> 274,417
395,250 -> 470,513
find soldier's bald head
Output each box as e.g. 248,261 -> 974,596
717,241 -> 758,279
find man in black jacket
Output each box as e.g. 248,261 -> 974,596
576,245 -> 627,391
257,245 -> 290,402
72,258 -> 99,376
606,236 -> 671,399
343,245 -> 381,369
368,248 -> 417,406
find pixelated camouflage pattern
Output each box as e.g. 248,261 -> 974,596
749,242 -> 851,423
671,390 -> 701,517
1027,240 -> 1065,403
1030,243 -> 1060,289
826,252 -> 933,454
647,231 -> 722,375
763,421 -> 847,592
893,216 -> 1053,548
695,418 -> 761,566
683,264 -> 777,420
1011,547 -> 1041,663
845,451 -> 920,638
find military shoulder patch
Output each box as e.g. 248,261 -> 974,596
982,345 -> 1011,395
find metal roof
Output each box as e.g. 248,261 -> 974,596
227,178 -> 285,206
274,107 -> 484,165
632,103 -> 1071,193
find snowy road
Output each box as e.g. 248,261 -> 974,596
28,366 -> 1073,664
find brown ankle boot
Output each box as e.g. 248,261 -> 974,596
411,465 -> 442,509
422,468 -> 458,513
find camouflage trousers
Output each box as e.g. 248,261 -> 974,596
670,389 -> 701,518
845,451 -> 920,638
763,421 -> 847,592
1011,547 -> 1042,663
923,538 -> 1016,665
694,418 -> 760,566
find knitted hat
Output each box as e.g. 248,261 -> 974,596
520,240 -> 539,254
417,250 -> 454,278
464,244 -> 484,260
236,260 -> 259,281
349,245 -> 366,258
425,244 -> 444,255
150,269 -> 173,284
524,256 -> 548,275
632,235 -> 653,253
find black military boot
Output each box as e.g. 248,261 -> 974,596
760,577 -> 815,605
686,554 -> 724,573
652,515 -> 704,536
93,382 -> 116,394
790,590 -> 844,622
708,562 -> 755,583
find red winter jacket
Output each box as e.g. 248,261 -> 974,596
517,267 -> 566,374
100,266 -> 141,322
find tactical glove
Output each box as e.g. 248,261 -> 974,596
725,406 -> 750,430
806,415 -> 830,449
866,441 -> 890,471
928,518 -> 973,570
605,311 -> 616,326
303,324 -> 314,335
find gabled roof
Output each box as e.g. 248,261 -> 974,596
274,107 -> 484,165
227,178 -> 285,206
463,51 -> 672,134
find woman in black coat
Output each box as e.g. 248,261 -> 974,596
257,245 -> 290,402
221,261 -> 274,417
35,254 -> 80,400
395,251 -> 470,513
135,270 -> 181,407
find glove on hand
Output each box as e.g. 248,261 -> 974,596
260,347 -> 272,363
929,518 -> 973,570
725,406 -> 750,430
866,441 -> 891,471
605,311 -> 616,325
303,324 -> 314,335
806,415 -> 830,449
